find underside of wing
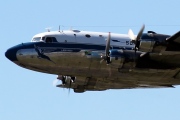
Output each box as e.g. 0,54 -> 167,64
55,73 -> 177,93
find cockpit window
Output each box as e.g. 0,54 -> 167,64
32,37 -> 41,42
42,37 -> 45,40
45,37 -> 58,43
31,36 -> 58,43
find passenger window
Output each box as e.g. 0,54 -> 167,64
45,37 -> 58,43
46,37 -> 52,43
85,34 -> 91,38
52,37 -> 58,42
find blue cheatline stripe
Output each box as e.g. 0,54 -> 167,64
20,42 -> 134,51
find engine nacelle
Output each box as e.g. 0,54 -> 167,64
110,49 -> 124,59
110,49 -> 125,68
139,33 -> 156,52
139,33 -> 169,52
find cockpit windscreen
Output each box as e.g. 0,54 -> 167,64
31,37 -> 42,42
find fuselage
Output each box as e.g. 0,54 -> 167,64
5,30 -> 134,76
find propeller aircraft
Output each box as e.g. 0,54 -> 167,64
5,25 -> 180,93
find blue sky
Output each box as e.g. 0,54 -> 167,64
1,0 -> 180,120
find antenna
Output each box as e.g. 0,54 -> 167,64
45,27 -> 52,32
59,25 -> 60,32
59,25 -> 64,32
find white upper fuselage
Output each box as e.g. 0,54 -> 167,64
31,30 -> 135,49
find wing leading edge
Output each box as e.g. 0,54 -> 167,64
166,31 -> 180,43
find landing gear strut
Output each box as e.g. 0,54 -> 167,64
62,76 -> 66,85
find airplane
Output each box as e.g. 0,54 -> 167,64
5,25 -> 180,93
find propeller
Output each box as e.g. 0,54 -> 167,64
52,75 -> 65,86
53,75 -> 74,94
68,79 -> 72,95
100,32 -> 112,76
128,24 -> 145,53
101,32 -> 111,64
128,25 -> 145,65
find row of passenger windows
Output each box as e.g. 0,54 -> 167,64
32,33 -> 102,42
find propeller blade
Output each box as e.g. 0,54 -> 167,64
105,32 -> 111,64
135,25 -> 145,52
100,59 -> 104,64
108,64 -> 112,76
130,25 -> 145,66
128,29 -> 135,40
100,32 -> 111,64
68,80 -> 72,95
105,32 -> 111,57
136,24 -> 145,41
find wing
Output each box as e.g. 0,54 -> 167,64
56,74 -> 175,93
163,31 -> 180,51
166,31 -> 180,43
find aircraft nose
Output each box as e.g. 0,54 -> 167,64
5,46 -> 18,61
